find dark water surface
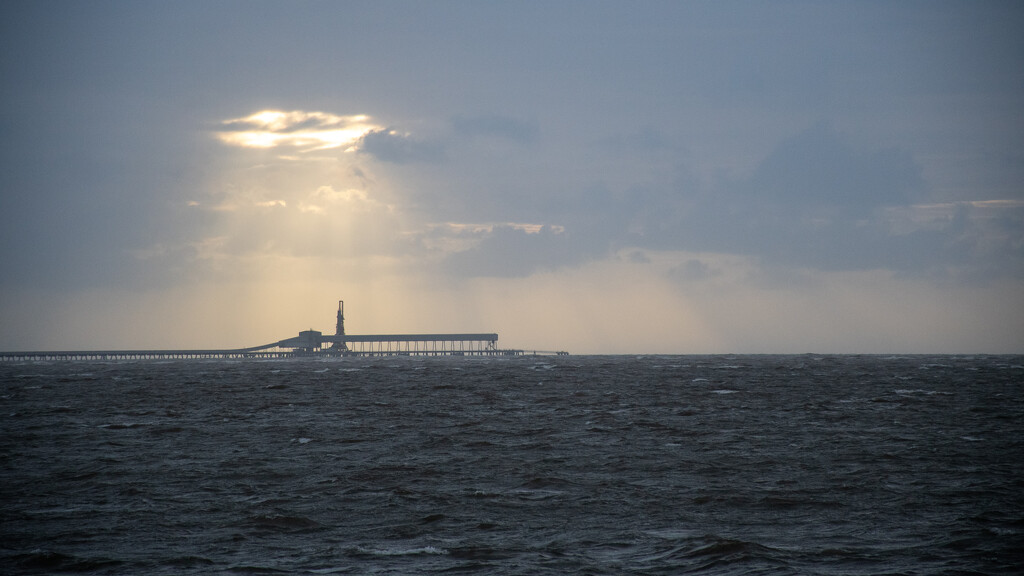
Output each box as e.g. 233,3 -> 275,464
2,355 -> 1022,574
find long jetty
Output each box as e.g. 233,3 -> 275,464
0,333 -> 554,361
0,301 -> 568,361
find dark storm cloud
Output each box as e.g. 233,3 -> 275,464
359,129 -> 444,164
686,125 -> 927,262
746,123 -> 925,212
652,125 -> 1023,279
710,125 -> 1004,276
433,121 -> 1021,281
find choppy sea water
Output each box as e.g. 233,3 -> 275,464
1,355 -> 1022,575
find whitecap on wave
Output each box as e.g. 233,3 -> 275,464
349,545 -> 448,557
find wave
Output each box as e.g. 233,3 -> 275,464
634,535 -> 789,571
894,388 -> 953,396
13,550 -> 124,572
237,514 -> 322,533
347,545 -> 448,557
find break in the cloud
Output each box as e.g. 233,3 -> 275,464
215,110 -> 383,152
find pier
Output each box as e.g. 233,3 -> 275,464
0,301 -> 568,361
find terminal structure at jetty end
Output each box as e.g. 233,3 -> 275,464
0,301 -> 569,361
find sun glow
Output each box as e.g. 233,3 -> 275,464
431,222 -> 566,235
215,110 -> 383,151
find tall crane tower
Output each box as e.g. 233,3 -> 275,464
333,300 -> 348,352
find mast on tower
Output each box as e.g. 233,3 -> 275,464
333,300 -> 348,352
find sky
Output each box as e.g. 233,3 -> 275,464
1,1 -> 1022,354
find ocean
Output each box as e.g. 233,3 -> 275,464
1,355 -> 1022,574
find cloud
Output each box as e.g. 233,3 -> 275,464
747,122 -> 925,211
435,223 -> 595,278
359,128 -> 444,164
214,185 -> 403,261
359,118 -> 1023,284
451,114 -> 539,143
215,110 -> 383,152
884,200 -> 1024,280
296,185 -> 390,216
626,250 -> 651,264
484,122 -> 1023,284
612,125 -> 947,274
602,126 -> 677,155
4,2 -> 1023,354
719,127 -> 1024,279
668,258 -> 720,283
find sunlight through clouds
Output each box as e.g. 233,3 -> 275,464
299,185 -> 390,215
431,222 -> 566,236
4,3 -> 1023,353
215,110 -> 383,152
417,222 -> 568,258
